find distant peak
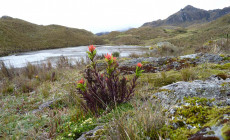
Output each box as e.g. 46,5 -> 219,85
1,15 -> 13,19
182,5 -> 197,10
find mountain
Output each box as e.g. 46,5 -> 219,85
96,32 -> 110,36
101,12 -> 230,51
143,5 -> 230,27
0,16 -> 104,56
96,28 -> 133,36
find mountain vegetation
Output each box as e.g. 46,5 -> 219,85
0,16 -> 104,56
101,9 -> 230,54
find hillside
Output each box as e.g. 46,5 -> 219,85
101,13 -> 230,54
0,16 -> 104,56
143,5 -> 230,27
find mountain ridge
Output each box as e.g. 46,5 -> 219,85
143,5 -> 230,27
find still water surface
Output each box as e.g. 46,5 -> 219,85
0,45 -> 148,68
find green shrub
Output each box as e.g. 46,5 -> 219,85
23,62 -> 37,79
180,67 -> 197,81
112,51 -> 120,57
0,81 -> 14,95
154,71 -> 181,87
129,52 -> 140,58
212,63 -> 230,70
0,61 -> 13,79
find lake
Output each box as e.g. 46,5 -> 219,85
0,45 -> 148,68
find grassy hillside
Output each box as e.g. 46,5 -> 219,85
101,14 -> 230,54
0,16 -> 104,56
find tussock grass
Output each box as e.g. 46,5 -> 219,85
106,101 -> 166,140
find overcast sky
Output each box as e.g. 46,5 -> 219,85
1,0 -> 230,33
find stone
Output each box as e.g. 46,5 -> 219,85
77,126 -> 104,140
153,76 -> 230,109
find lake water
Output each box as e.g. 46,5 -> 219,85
0,45 -> 148,68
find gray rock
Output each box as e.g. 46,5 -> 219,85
154,76 -> 230,109
195,53 -> 223,64
77,126 -> 104,140
31,99 -> 57,114
180,53 -> 199,59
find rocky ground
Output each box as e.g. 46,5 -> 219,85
75,53 -> 230,140
1,53 -> 230,139
119,53 -> 230,74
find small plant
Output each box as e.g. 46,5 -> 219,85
0,61 -> 13,79
112,51 -> 120,57
129,52 -> 140,58
77,45 -> 143,114
180,67 -> 197,81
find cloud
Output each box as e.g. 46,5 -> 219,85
1,0 -> 230,33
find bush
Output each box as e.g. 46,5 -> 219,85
129,52 -> 140,58
23,62 -> 37,79
112,52 -> 120,57
0,61 -> 14,80
158,43 -> 179,56
76,45 -> 143,114
180,67 -> 197,81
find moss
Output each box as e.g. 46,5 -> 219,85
166,97 -> 230,140
141,61 -> 150,65
153,71 -> 182,87
118,57 -> 131,62
196,68 -> 225,80
221,122 -> 230,140
212,63 -> 230,70
161,126 -> 197,140
149,46 -> 154,50
157,89 -> 172,93
220,54 -> 225,57
223,57 -> 230,61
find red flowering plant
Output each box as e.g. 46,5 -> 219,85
77,78 -> 86,91
77,45 -> 143,114
87,45 -> 97,67
136,63 -> 144,77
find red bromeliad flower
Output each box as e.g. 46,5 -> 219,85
137,63 -> 142,67
113,57 -> 117,61
88,45 -> 96,52
78,78 -> 84,84
104,53 -> 112,60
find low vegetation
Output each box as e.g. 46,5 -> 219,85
101,14 -> 230,55
0,16 -> 104,56
1,44 -> 230,139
